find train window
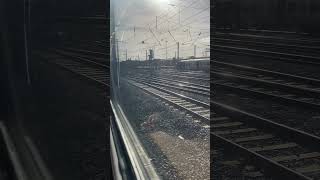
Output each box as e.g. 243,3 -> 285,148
110,0 -> 210,179
2,0 -> 108,179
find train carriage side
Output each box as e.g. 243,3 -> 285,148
177,58 -> 210,72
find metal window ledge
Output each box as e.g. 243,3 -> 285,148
110,100 -> 160,180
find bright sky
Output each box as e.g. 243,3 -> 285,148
112,0 -> 210,61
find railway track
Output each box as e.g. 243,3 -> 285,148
50,48 -> 108,65
213,37 -> 320,57
33,50 -> 109,88
212,101 -> 320,180
212,60 -> 320,110
127,71 -> 320,179
61,40 -> 108,51
161,69 -> 210,77
128,75 -> 210,97
136,68 -> 209,77
213,33 -> 320,65
126,79 -> 210,122
215,28 -> 311,37
214,32 -> 320,46
212,148 -> 268,179
213,32 -> 320,179
212,60 -> 320,88
132,69 -> 210,84
126,76 -> 273,178
57,47 -> 108,58
213,44 -> 320,65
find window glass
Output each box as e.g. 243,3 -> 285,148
111,0 -> 210,179
19,1 -> 108,179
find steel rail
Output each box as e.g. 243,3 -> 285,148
212,101 -> 320,180
126,79 -> 210,122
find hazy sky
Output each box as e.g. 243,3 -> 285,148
112,0 -> 210,60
